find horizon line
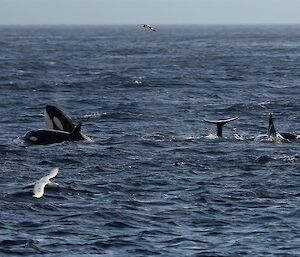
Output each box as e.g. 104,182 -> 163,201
1,23 -> 300,26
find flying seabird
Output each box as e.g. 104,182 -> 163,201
32,167 -> 60,198
142,24 -> 156,31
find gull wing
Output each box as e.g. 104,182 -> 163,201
32,168 -> 59,198
45,167 -> 59,180
33,178 -> 48,198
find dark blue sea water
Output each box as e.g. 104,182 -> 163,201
0,25 -> 299,256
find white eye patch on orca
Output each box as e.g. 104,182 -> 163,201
53,117 -> 64,130
29,136 -> 38,142
44,108 -> 65,131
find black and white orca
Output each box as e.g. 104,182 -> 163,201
24,124 -> 85,145
254,113 -> 299,142
23,105 -> 91,145
44,105 -> 91,141
266,113 -> 299,142
203,116 -> 239,139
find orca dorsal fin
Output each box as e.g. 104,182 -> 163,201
69,123 -> 84,141
268,113 -> 277,137
72,123 -> 81,135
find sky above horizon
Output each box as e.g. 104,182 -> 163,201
1,0 -> 300,25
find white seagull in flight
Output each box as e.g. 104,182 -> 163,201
33,167 -> 59,198
142,24 -> 156,31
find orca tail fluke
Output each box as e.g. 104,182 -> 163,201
267,113 -> 277,137
203,116 -> 239,137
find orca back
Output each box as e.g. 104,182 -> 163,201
24,129 -> 71,145
279,132 -> 297,141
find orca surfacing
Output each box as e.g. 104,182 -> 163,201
24,124 -> 84,145
22,105 -> 91,145
267,113 -> 298,142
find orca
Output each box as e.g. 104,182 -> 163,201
254,113 -> 299,142
203,116 -> 239,138
21,105 -> 91,145
45,105 -> 91,141
23,124 -> 85,145
267,113 -> 298,142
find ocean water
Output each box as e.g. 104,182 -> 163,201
0,25 -> 299,256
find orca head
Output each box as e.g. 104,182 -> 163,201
45,105 -> 92,142
45,105 -> 75,132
